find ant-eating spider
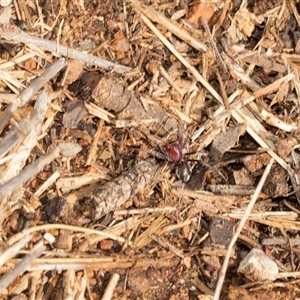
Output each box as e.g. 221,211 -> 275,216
135,125 -> 226,187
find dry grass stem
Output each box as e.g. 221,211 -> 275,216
0,57 -> 66,134
213,158 -> 274,299
0,142 -> 81,197
138,13 -> 224,104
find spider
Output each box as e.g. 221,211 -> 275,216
136,125 -> 225,186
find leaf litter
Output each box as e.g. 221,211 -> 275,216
0,0 -> 300,299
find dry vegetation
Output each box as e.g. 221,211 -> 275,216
1,0 -> 300,299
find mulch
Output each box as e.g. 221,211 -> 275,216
0,0 -> 300,299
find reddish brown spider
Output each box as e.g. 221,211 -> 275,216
136,125 -> 225,185
138,125 -> 190,165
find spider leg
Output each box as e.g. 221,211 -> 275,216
180,123 -> 197,150
184,150 -> 207,158
196,159 -> 227,182
177,121 -> 185,147
139,148 -> 167,160
136,128 -> 168,157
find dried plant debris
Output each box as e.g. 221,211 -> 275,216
209,217 -> 235,248
210,124 -> 246,159
62,101 -> 88,129
1,0 -> 300,299
237,248 -> 279,282
92,75 -> 178,135
80,159 -> 159,220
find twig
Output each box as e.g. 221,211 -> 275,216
0,57 -> 66,134
5,254 -> 180,272
0,235 -> 31,267
0,24 -> 131,74
101,273 -> 120,300
0,90 -> 48,161
0,142 -> 82,197
8,224 -> 126,246
131,1 -> 207,52
138,13 -> 224,105
0,240 -> 45,294
200,16 -> 227,72
213,157 -> 274,300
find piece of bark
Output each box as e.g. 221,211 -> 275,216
243,152 -> 270,172
210,124 -> 246,159
277,137 -> 297,159
88,159 -> 158,220
62,101 -> 88,128
262,164 -> 289,198
209,217 -> 235,247
92,76 -> 177,135
64,59 -> 84,85
233,168 -> 254,186
242,55 -> 286,74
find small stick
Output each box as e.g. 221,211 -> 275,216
200,17 -> 227,72
0,24 -> 131,74
0,142 -> 82,197
0,90 -> 48,160
139,14 -> 224,106
0,57 -> 66,135
213,157 -> 274,300
216,70 -> 230,109
86,119 -> 104,166
131,1 -> 207,52
101,273 -> 120,300
0,240 -> 45,293
0,235 -> 31,267
8,224 -> 126,246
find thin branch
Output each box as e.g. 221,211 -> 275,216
101,273 -> 120,300
213,157 -> 274,300
0,240 -> 45,294
0,235 -> 31,267
0,142 -> 82,197
0,24 -> 131,74
0,57 -> 66,134
131,1 -> 207,52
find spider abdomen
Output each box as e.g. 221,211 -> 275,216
166,142 -> 183,163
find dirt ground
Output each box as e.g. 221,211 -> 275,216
1,0 -> 300,299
